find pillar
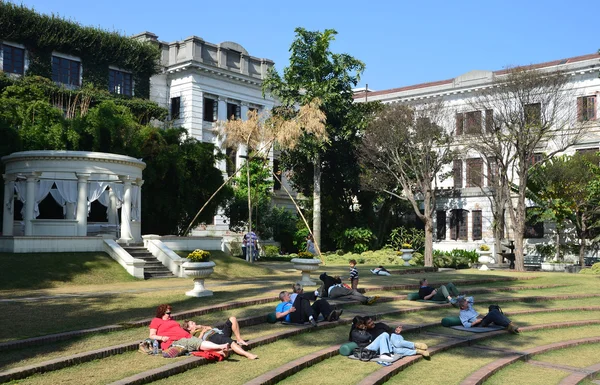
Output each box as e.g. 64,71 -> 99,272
24,174 -> 37,236
75,173 -> 90,236
119,176 -> 133,242
136,179 -> 144,222
217,97 -> 227,121
107,186 -> 117,226
2,174 -> 16,236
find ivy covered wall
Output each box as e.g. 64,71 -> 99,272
0,3 -> 160,98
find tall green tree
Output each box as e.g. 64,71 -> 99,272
528,152 -> 600,266
263,27 -> 373,250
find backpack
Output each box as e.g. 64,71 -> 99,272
138,339 -> 154,355
488,304 -> 503,314
353,347 -> 379,361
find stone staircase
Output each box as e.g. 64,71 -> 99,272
121,243 -> 175,279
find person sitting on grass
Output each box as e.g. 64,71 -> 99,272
418,278 -> 459,303
149,304 -> 229,357
457,297 -> 520,334
349,316 -> 430,358
182,316 -> 257,360
319,272 -> 377,305
276,286 -> 341,327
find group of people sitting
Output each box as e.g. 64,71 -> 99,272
147,276 -> 519,361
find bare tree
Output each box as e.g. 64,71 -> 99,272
359,101 -> 454,267
467,67 -> 584,271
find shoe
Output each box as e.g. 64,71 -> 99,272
327,309 -> 342,322
309,317 -> 318,327
507,322 -> 520,334
366,296 -> 379,305
416,348 -> 430,358
414,342 -> 428,350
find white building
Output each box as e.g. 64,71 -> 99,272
355,53 -> 600,254
134,32 -> 297,236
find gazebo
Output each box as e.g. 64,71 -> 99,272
1,151 -> 145,243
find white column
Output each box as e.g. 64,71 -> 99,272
241,102 -> 249,121
24,174 -> 37,236
119,176 -> 133,242
2,174 -> 16,236
76,173 -> 90,236
217,97 -> 227,121
65,203 -> 76,219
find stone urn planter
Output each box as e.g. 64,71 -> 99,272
291,258 -> 322,286
399,249 -> 414,266
477,250 -> 494,264
182,261 -> 216,297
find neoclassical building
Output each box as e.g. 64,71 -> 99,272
134,32 -> 296,235
354,53 -> 600,255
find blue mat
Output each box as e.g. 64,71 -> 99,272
450,325 -> 504,333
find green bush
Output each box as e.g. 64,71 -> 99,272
580,262 -> 600,274
229,240 -> 242,257
263,245 -> 280,258
335,227 -> 375,253
387,227 -> 425,253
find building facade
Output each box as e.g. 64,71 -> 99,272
355,53 -> 600,256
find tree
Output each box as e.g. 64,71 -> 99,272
359,102 -> 454,266
528,152 -> 600,266
468,67 -> 584,271
263,27 -> 367,252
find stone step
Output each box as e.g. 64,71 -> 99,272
144,272 -> 176,279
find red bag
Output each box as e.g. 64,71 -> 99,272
343,283 -> 352,289
190,350 -> 225,362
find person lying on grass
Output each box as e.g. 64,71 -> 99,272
319,272 -> 377,305
418,278 -> 459,304
349,316 -> 430,358
457,297 -> 520,334
276,285 -> 342,327
149,304 -> 229,357
182,316 -> 257,360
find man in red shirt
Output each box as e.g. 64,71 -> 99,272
149,304 -> 229,354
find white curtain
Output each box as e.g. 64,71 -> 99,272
131,185 -> 140,221
111,183 -> 124,205
87,182 -> 108,213
49,189 -> 66,214
14,180 -> 53,218
55,180 -> 77,218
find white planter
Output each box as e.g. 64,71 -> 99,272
399,249 -> 414,266
291,258 -> 322,286
541,262 -> 571,272
477,250 -> 495,264
182,261 -> 216,297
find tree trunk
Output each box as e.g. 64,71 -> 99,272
424,218 -> 433,267
313,154 -> 322,253
247,158 -> 253,263
579,216 -> 587,267
555,230 -> 561,261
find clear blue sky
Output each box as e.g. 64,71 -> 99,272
11,0 -> 600,91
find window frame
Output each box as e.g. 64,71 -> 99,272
436,210 -> 446,241
453,160 -> 463,189
577,96 -> 596,122
203,97 -> 217,122
170,96 -> 181,120
227,102 -> 241,120
51,54 -> 81,87
466,158 -> 483,188
450,209 -> 468,241
2,43 -> 25,75
472,210 -> 482,241
108,68 -> 133,96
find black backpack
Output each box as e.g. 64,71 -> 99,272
488,304 -> 503,314
353,347 -> 379,361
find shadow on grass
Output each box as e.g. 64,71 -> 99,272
0,252 -> 138,291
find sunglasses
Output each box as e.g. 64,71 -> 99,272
165,311 -> 172,315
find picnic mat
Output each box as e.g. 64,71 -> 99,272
450,325 -> 504,333
348,353 -> 403,363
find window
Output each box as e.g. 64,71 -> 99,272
576,147 -> 599,156
485,109 -> 493,133
436,210 -> 446,241
524,103 -> 541,126
453,160 -> 463,188
472,210 -> 482,240
577,96 -> 596,122
2,44 -> 24,75
225,148 -> 237,177
51,55 -> 80,86
227,103 -> 241,120
450,209 -> 468,240
455,111 -> 482,135
273,159 -> 281,190
466,158 -> 483,187
526,153 -> 544,169
524,207 -> 544,238
203,97 -> 217,122
109,69 -> 132,96
170,97 -> 181,120
486,157 -> 498,186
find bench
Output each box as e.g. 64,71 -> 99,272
584,257 -> 600,266
524,255 -> 544,270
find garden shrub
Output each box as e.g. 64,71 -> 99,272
335,227 -> 375,253
297,251 -> 315,258
187,249 -> 210,262
580,262 -> 600,275
387,226 -> 425,253
263,245 -> 280,258
229,240 -> 242,257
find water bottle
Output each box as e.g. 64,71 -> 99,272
152,339 -> 159,355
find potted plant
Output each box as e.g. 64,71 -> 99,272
399,243 -> 414,266
477,244 -> 494,265
182,249 -> 215,297
291,252 -> 322,286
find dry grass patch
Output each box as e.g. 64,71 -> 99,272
483,361 -> 570,385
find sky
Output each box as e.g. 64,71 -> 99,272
9,0 -> 600,91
